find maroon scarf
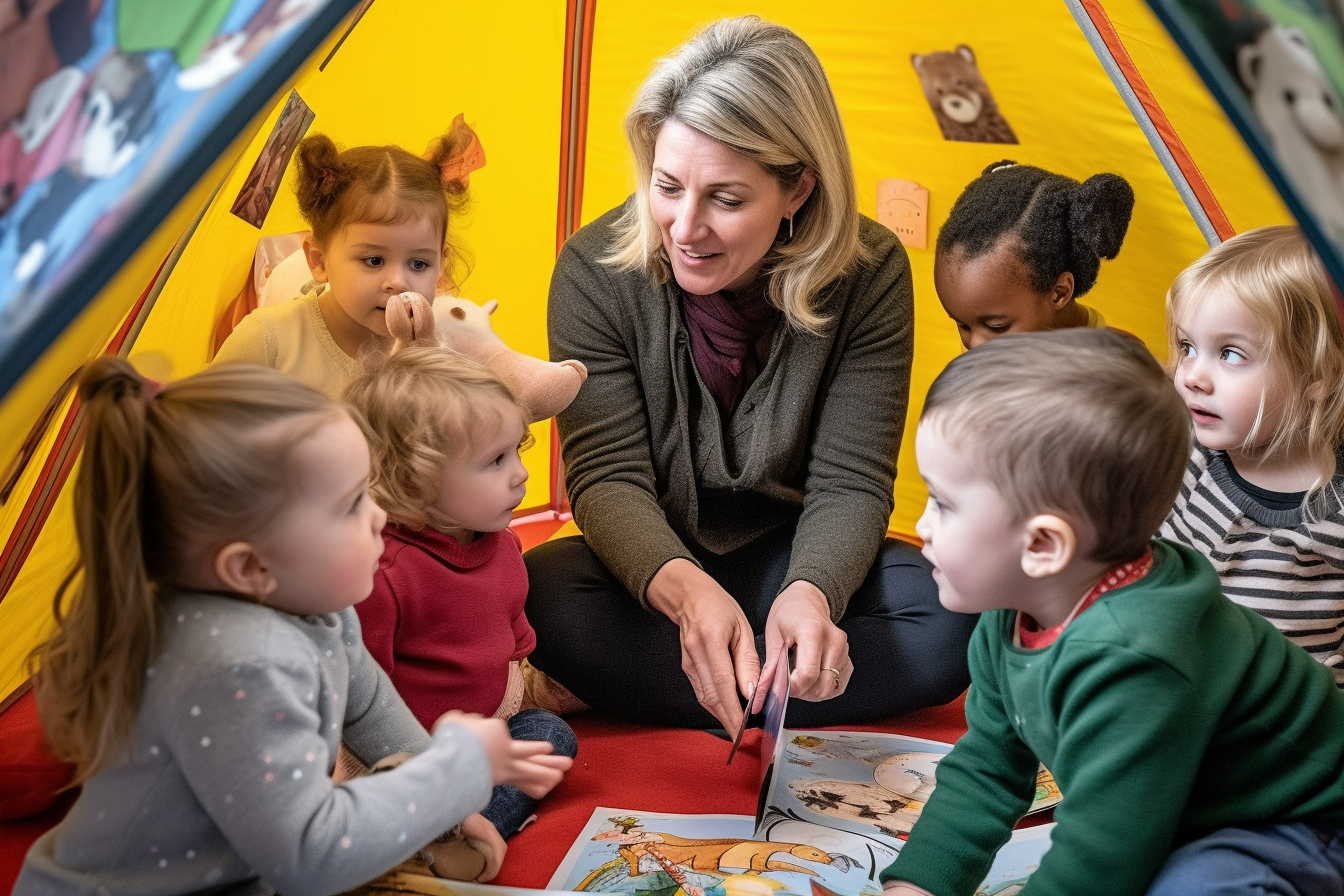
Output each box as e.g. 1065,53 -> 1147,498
681,280 -> 780,418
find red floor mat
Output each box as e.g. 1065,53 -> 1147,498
0,696 -> 968,892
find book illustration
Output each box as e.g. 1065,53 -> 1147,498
551,807 -> 1052,896
550,658 -> 1058,894
973,823 -> 1053,896
554,809 -> 893,896
775,731 -> 1059,840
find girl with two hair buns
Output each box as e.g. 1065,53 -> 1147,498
934,159 -> 1136,349
214,121 -> 476,396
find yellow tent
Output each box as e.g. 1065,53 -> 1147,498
0,0 -> 1302,711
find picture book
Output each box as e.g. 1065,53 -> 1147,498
549,659 -> 1059,895
550,808 -> 1052,896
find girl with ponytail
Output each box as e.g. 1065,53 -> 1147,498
932,160 -> 1135,350
16,358 -> 569,895
214,120 -> 477,397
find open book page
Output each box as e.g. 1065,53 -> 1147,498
549,806 -> 1054,895
547,659 -> 1058,894
752,655 -> 1058,847
766,729 -> 1061,843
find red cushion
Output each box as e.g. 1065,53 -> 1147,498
0,688 -> 76,822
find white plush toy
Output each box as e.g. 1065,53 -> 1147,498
385,291 -> 587,423
1238,25 -> 1344,240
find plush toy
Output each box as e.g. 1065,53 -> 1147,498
385,291 -> 587,423
910,45 -> 1018,145
1238,24 -> 1344,241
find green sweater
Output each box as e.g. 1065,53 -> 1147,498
548,203 -> 914,616
883,539 -> 1344,896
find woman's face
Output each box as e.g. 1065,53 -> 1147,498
650,119 -> 812,296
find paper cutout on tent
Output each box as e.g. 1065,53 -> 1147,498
0,0 -> 1331,738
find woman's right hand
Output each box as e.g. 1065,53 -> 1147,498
646,558 -> 760,732
432,711 -> 573,797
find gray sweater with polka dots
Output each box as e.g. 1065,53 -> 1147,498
14,591 -> 493,896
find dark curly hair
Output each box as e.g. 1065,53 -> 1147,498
936,161 -> 1134,298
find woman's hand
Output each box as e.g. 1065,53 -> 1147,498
432,711 -> 573,797
646,558 -> 760,732
761,580 -> 853,702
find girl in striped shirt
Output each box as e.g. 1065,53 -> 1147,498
1160,226 -> 1344,680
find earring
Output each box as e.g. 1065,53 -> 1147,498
787,215 -> 794,241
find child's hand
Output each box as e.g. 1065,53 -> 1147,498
386,291 -> 435,346
433,711 -> 574,797
882,883 -> 935,896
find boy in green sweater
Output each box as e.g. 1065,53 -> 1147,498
881,328 -> 1344,896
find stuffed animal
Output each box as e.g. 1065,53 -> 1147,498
911,45 -> 1018,144
1238,24 -> 1344,240
385,291 -> 587,423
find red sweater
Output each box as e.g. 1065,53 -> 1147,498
356,524 -> 536,728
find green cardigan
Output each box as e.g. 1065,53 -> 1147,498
548,204 -> 915,617
883,539 -> 1344,896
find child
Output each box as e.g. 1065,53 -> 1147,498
213,121 -> 473,396
15,358 -> 570,896
343,344 -> 581,878
881,329 -> 1344,896
1159,225 -> 1344,682
934,160 -> 1134,349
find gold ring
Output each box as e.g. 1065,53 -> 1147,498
821,666 -> 842,687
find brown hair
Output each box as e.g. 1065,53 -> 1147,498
33,357 -> 343,782
922,328 -> 1190,563
295,119 -> 476,288
345,344 -> 530,530
1167,225 -> 1344,494
602,15 -> 868,333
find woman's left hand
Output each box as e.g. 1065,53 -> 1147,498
760,580 -> 853,703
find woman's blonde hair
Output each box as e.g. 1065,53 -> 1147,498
345,344 -> 530,530
1166,225 -> 1344,488
602,15 -> 868,333
33,358 -> 343,782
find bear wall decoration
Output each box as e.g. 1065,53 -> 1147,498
911,45 -> 1018,144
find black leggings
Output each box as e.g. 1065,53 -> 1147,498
523,527 -> 977,728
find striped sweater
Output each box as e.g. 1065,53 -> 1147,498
1160,444 -> 1344,684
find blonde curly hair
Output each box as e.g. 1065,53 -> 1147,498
345,344 -> 531,530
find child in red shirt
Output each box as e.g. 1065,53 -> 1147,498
345,344 -> 579,881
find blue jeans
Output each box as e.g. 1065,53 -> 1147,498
1147,823 -> 1344,896
479,708 -> 577,838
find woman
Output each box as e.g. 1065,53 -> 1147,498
525,16 -> 976,731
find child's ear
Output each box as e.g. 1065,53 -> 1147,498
214,542 -> 277,600
302,237 -> 328,283
1020,514 -> 1077,578
1049,271 -> 1076,309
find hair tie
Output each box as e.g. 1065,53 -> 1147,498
990,162 -> 1017,173
317,168 -> 340,200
